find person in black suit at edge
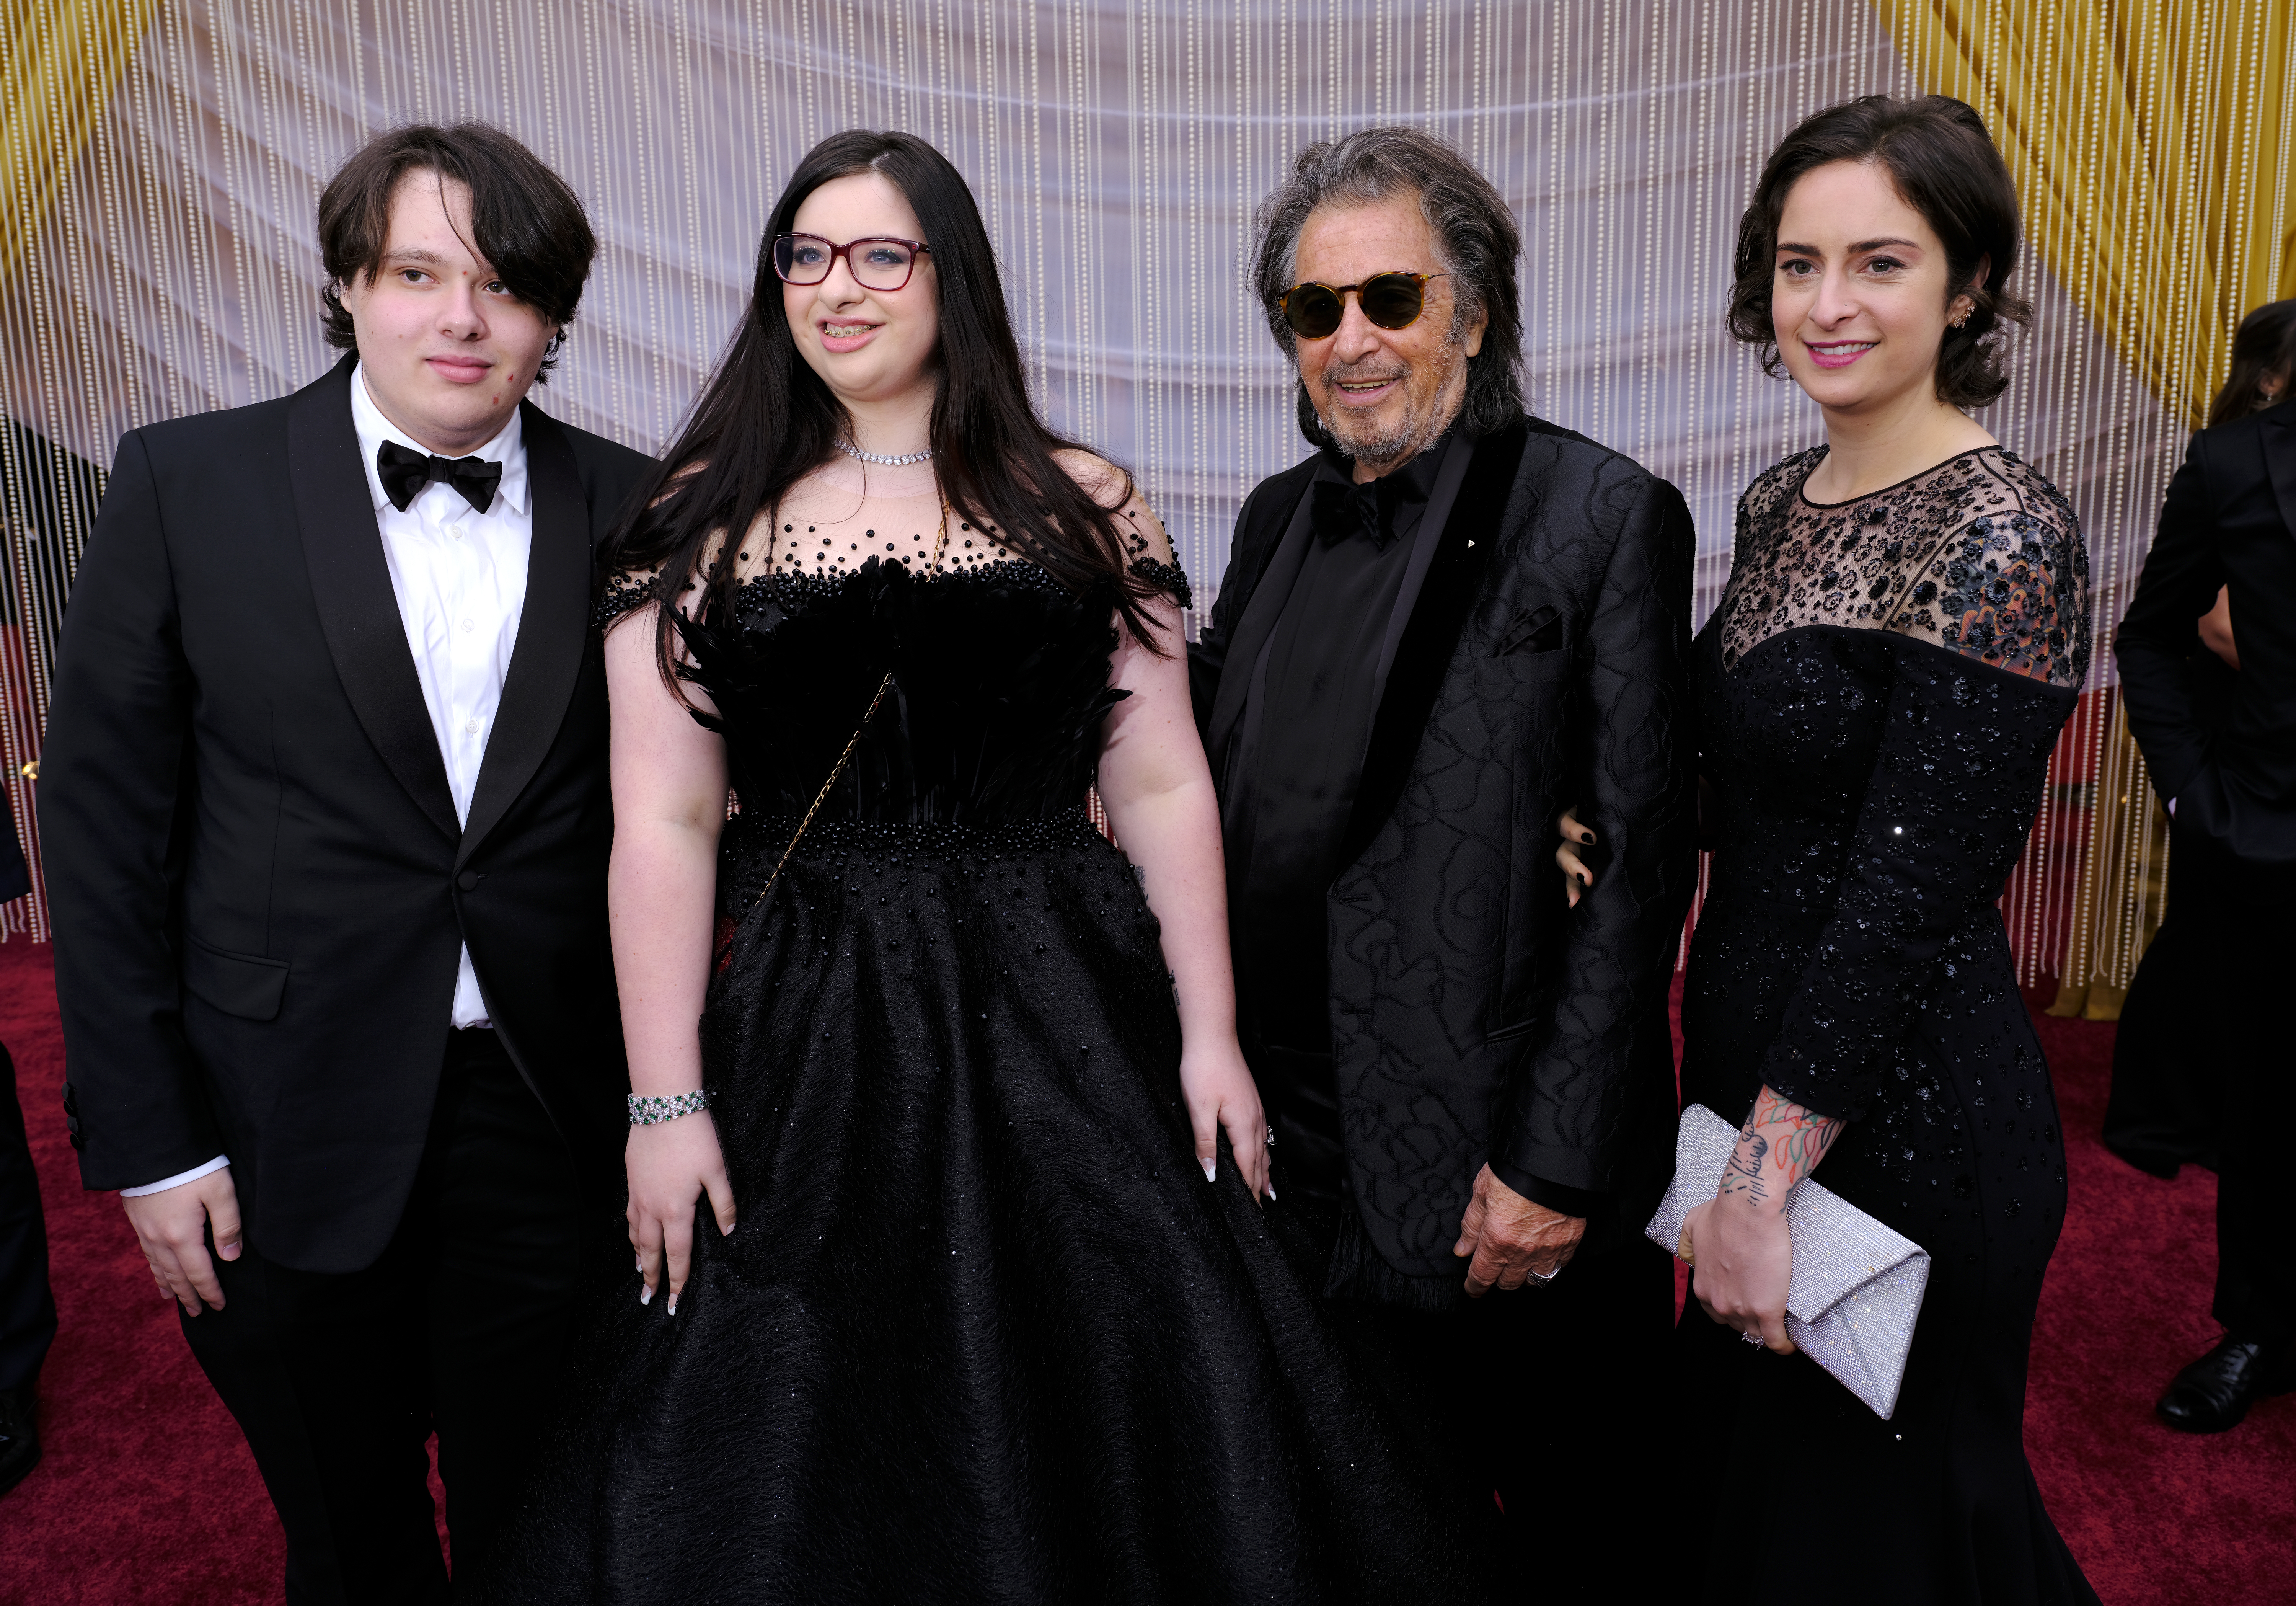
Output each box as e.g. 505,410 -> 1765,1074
2104,300 -> 2293,1181
0,790 -> 49,1496
1191,126 -> 1696,1601
39,124 -> 652,1599
2118,295 -> 2296,1434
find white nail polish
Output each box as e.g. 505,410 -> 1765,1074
1267,1183 -> 1278,1201
639,1284 -> 652,1306
667,1297 -> 678,1316
1200,1158 -> 1217,1182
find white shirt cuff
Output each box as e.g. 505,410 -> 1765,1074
121,1155 -> 231,1197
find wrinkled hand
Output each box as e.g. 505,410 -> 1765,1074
627,1114 -> 737,1314
1555,807 -> 1597,908
1680,1193 -> 1796,1353
1179,1041 -> 1270,1201
1452,1164 -> 1584,1296
122,1167 -> 242,1316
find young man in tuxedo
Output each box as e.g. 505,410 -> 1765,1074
1193,127 -> 1695,1601
41,124 -> 652,1601
2118,374 -> 2296,1433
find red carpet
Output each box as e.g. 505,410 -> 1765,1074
0,939 -> 2289,1604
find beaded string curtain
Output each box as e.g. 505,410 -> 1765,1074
0,0 -> 2250,980
1877,0 -> 2296,1018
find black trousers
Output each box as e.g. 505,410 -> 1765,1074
2104,817 -> 2227,1176
2181,834 -> 2296,1346
181,1029 -> 584,1604
1360,1237 -> 1680,1605
1,1041 -> 57,1396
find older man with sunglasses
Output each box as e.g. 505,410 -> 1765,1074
1191,128 -> 1696,1600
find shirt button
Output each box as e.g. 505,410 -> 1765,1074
461,619 -> 474,632
464,718 -> 480,734
451,528 -> 465,540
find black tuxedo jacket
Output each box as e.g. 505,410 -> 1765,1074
43,355 -> 654,1273
2117,403 -> 2296,870
1192,416 -> 1697,1285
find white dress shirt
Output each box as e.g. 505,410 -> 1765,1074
126,367 -> 531,1197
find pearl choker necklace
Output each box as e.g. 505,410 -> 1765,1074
836,437 -> 934,467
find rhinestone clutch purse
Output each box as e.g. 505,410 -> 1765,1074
1646,1103 -> 1932,1420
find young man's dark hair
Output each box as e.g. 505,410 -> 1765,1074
1728,94 -> 2031,409
317,121 -> 596,377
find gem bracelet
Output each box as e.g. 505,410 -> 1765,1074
628,1090 -> 711,1126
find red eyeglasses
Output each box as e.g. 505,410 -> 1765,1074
773,233 -> 931,292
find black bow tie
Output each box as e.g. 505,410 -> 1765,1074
1310,471 -> 1428,550
376,439 -> 503,515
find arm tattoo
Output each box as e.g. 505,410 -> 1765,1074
1718,1087 -> 1843,1213
1717,1131 -> 1769,1204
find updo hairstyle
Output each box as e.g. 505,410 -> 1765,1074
1728,94 -> 2032,409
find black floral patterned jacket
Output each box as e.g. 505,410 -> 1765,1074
1192,416 -> 1698,1294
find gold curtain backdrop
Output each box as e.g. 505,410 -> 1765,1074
0,0 -> 2288,994
1877,0 -> 2296,1016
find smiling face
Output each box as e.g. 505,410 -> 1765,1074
1770,158 -> 1977,417
334,170 -> 559,455
1290,194 -> 1484,478
782,172 -> 941,413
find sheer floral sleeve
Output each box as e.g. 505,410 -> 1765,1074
1884,450 -> 2090,688
1715,444 -> 2091,690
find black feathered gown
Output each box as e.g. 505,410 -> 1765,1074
485,553 -> 1470,1604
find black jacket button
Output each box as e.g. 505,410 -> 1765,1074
458,872 -> 481,892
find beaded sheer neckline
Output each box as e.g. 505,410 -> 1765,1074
1712,444 -> 2091,689
594,494 -> 1192,631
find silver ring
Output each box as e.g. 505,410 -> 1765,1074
1527,1264 -> 1561,1286
1741,1329 -> 1764,1346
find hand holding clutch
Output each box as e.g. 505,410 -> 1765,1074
1648,1103 -> 1931,1419
1678,1190 -> 1797,1353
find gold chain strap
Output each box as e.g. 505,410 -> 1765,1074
747,493 -> 952,916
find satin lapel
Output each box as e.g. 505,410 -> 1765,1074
1371,429 -> 1477,694
1337,419 -> 1530,868
457,404 -> 589,872
2265,406 -> 2296,545
1206,471 -> 1320,770
291,356 -> 460,844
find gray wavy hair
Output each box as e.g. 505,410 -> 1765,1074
1252,127 -> 1528,447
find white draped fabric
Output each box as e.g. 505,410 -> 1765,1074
0,0 -> 2190,964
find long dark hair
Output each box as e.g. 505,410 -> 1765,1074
1728,95 -> 2031,410
2206,299 -> 2296,428
607,130 -> 1161,676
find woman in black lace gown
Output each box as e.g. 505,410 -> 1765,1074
1565,98 -> 2097,1602
484,132 -> 1467,1604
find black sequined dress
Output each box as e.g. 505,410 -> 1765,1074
487,551 -> 1469,1604
1678,447 -> 2098,1604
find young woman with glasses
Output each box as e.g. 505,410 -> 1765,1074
482,130 -> 1468,1603
1562,96 -> 2097,1602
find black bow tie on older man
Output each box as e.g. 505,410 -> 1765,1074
375,439 -> 503,515
1309,468 -> 1429,550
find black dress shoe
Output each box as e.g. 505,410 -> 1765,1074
0,1388 -> 38,1496
2157,1335 -> 2296,1433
